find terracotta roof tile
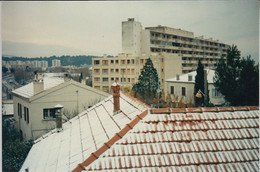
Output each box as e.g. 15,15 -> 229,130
83,106 -> 259,171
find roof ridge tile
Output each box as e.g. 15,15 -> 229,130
149,106 -> 259,114
72,110 -> 148,172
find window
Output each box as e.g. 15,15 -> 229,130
111,60 -> 114,64
170,86 -> 174,94
132,59 -> 135,64
115,60 -> 119,64
121,69 -> 126,74
188,75 -> 193,81
43,108 -> 56,119
212,88 -> 221,97
161,69 -> 164,73
115,69 -> 119,73
94,60 -> 100,65
102,60 -> 108,65
18,103 -> 22,118
102,69 -> 108,74
182,87 -> 186,96
103,77 -> 109,82
94,77 -> 100,82
94,69 -> 100,74
24,107 -> 27,121
26,108 -> 29,124
127,60 -> 130,64
110,69 -> 114,73
121,60 -> 125,64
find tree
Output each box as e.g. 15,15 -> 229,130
132,58 -> 160,104
2,66 -> 8,73
194,60 -> 205,107
214,45 -> 259,106
2,119 -> 33,172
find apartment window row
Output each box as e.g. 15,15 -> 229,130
95,77 -> 135,83
94,68 -> 136,75
151,33 -> 227,48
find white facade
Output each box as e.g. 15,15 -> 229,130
12,76 -> 110,140
122,18 -> 230,73
166,69 -> 225,106
52,59 -> 61,67
122,18 -> 143,56
33,60 -> 48,68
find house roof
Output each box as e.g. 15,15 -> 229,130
166,69 -> 215,84
83,106 -> 259,171
12,76 -> 65,98
20,91 -> 259,172
20,92 -> 148,172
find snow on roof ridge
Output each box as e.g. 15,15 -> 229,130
72,110 -> 149,172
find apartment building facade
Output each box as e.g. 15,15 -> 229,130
92,18 -> 230,94
92,53 -> 181,94
52,59 -> 61,67
122,18 -> 230,73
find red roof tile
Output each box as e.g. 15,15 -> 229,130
83,106 -> 259,171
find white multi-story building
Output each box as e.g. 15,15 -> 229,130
33,60 -> 49,68
92,18 -> 230,95
52,59 -> 61,67
166,69 -> 225,106
12,73 -> 110,140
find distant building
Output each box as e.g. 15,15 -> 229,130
12,73 -> 110,140
92,53 -> 178,94
33,60 -> 48,68
166,69 -> 225,106
2,100 -> 14,119
52,59 -> 61,67
92,18 -> 230,94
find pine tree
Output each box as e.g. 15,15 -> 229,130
133,58 -> 159,104
194,60 -> 204,107
214,45 -> 259,106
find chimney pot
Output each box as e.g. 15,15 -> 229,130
54,104 -> 63,132
112,81 -> 120,113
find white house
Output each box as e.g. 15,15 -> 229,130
12,73 -> 110,140
166,69 -> 225,106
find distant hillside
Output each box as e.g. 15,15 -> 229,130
2,55 -> 103,67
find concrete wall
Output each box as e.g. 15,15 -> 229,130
122,19 -> 143,56
13,82 -> 110,140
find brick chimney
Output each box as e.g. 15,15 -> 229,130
33,71 -> 44,95
112,81 -> 120,113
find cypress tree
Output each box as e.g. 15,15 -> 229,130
194,60 -> 204,107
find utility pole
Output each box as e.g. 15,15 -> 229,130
76,90 -> 79,114
204,69 -> 208,106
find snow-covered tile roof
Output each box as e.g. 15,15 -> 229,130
84,106 -> 259,171
20,92 -> 147,172
12,77 -> 65,98
166,69 -> 215,84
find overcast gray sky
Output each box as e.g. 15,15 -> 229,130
2,1 -> 259,62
